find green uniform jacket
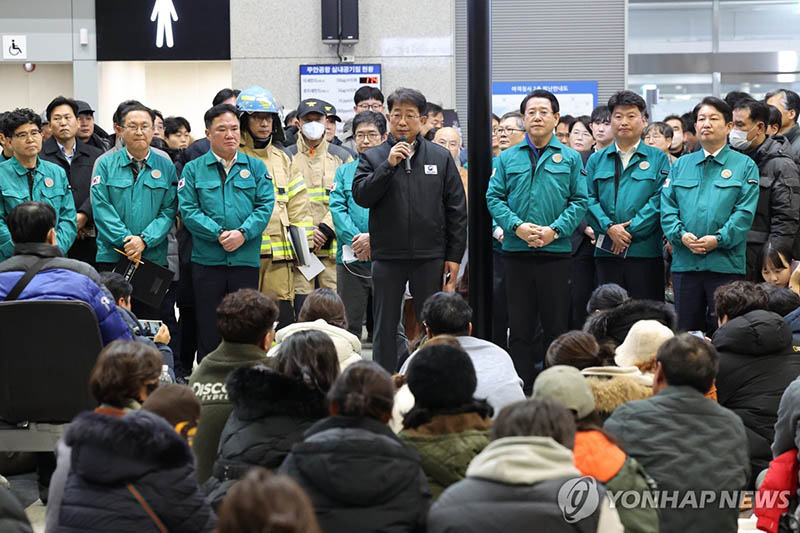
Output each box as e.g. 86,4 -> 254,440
90,149 -> 177,266
178,150 -> 274,268
486,135 -> 588,254
586,142 -> 671,258
661,145 -> 759,274
0,157 -> 77,261
329,159 -> 370,265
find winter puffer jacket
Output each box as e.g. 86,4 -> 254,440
56,410 -> 216,533
0,242 -> 130,345
281,415 -> 431,533
205,366 -> 328,507
399,412 -> 492,499
713,309 -> 800,487
583,299 -> 676,347
0,486 -> 32,533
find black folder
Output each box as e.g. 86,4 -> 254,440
112,251 -> 173,310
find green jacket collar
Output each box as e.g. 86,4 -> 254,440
121,148 -> 156,170
204,339 -> 266,364
8,156 -> 41,176
522,133 -> 563,154
695,143 -> 732,166
201,148 -> 248,169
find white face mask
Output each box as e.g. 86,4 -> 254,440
670,131 -> 683,151
729,127 -> 755,151
301,121 -> 325,141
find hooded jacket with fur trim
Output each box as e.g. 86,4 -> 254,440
583,299 -> 676,347
204,366 -> 328,506
55,410 -> 215,533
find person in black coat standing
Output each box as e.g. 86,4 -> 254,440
712,281 -> 800,487
353,88 -> 467,372
281,361 -> 431,533
39,96 -> 103,266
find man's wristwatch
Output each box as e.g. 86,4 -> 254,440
512,222 -> 522,232
138,234 -> 147,248
549,226 -> 560,239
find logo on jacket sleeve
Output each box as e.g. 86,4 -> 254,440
91,175 -> 102,187
424,165 -> 438,174
177,178 -> 185,190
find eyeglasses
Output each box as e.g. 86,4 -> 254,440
12,129 -> 41,140
497,127 -> 524,135
389,113 -> 420,123
525,109 -> 553,118
124,124 -> 153,133
644,134 -> 665,142
357,103 -> 383,111
355,132 -> 382,141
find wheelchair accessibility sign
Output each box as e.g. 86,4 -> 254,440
2,35 -> 27,60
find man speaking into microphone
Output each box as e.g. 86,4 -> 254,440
353,88 -> 467,372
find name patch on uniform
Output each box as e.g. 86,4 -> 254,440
177,178 -> 185,190
552,154 -> 563,163
240,169 -> 251,179
44,178 -> 54,188
424,165 -> 438,174
151,169 -> 161,179
721,169 -> 732,179
91,176 -> 101,187
639,161 -> 650,170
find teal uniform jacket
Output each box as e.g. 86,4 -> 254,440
91,149 -> 178,266
329,159 -> 370,266
0,157 -> 77,261
486,135 -> 588,254
178,150 -> 274,268
661,145 -> 759,274
586,142 -> 671,258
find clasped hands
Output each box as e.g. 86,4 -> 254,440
681,232 -> 718,255
514,223 -> 557,248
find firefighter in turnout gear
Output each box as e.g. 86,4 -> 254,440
237,87 -> 314,326
287,99 -> 354,307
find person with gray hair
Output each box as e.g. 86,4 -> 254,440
765,89 -> 800,156
497,111 -> 525,151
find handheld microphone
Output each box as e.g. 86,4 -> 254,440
399,136 -> 412,174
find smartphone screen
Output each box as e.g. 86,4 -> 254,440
139,320 -> 163,338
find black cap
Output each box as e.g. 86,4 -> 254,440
296,99 -> 340,121
75,100 -> 95,115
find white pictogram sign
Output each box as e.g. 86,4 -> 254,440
150,0 -> 178,48
2,35 -> 27,60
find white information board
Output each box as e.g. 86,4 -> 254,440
299,64 -> 381,124
492,81 -> 598,117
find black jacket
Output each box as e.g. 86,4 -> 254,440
204,367 -> 328,506
353,134 -> 467,262
737,136 -> 800,248
184,138 -> 210,163
39,136 -> 103,222
583,299 -> 677,347
713,309 -> 800,487
56,410 -> 216,533
281,415 -> 431,533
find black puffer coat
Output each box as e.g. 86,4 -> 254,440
583,299 -> 676,347
56,411 -> 216,533
713,309 -> 800,487
205,366 -> 328,506
281,416 -> 431,533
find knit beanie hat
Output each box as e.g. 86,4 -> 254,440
615,319 -> 674,368
406,344 -> 477,409
533,365 -> 596,419
142,384 -> 201,442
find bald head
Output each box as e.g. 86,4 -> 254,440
433,127 -> 461,163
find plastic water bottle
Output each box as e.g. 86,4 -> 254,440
159,364 -> 173,384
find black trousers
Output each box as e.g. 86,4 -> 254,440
595,256 -> 665,302
505,253 -> 570,392
67,235 -> 97,268
569,239 -> 597,329
372,258 -> 443,372
176,260 -> 197,378
672,270 -> 743,334
491,251 -> 509,350
192,263 -> 259,361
